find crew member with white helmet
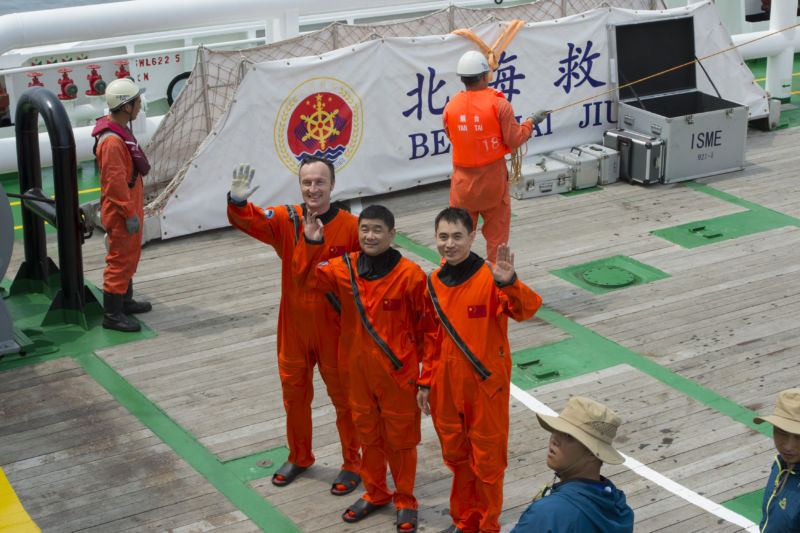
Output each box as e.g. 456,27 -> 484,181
91,77 -> 152,332
442,50 -> 545,263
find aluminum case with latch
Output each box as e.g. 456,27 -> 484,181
510,156 -> 572,199
576,143 -> 620,185
547,146 -> 601,189
611,16 -> 748,183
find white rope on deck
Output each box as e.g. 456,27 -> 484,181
509,383 -> 761,533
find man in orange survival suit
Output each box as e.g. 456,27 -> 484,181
417,207 -> 542,533
92,77 -> 152,332
443,50 -> 546,263
294,204 -> 437,533
226,156 -> 362,496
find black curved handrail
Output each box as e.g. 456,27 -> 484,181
11,86 -> 91,326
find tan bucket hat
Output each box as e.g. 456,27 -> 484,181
537,396 -> 625,465
754,389 -> 800,435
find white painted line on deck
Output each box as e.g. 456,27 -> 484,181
510,383 -> 760,533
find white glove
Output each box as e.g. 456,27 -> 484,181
528,110 -> 550,125
229,164 -> 259,204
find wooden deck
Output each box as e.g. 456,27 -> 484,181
2,124 -> 799,532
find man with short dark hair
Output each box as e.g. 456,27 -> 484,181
417,206 -> 541,533
294,204 -> 436,533
753,389 -> 800,532
226,157 -> 362,495
511,396 -> 634,533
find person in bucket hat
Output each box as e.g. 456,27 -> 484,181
511,396 -> 634,533
753,388 -> 800,532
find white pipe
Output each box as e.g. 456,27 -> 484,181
0,116 -> 163,174
732,29 -> 798,58
731,0 -> 798,99
0,0 -> 444,56
766,0 -> 797,99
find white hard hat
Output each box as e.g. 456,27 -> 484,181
105,77 -> 141,112
456,51 -> 490,77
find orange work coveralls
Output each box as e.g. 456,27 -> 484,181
421,255 -> 542,532
97,134 -> 144,295
227,203 -> 361,472
443,89 -> 533,262
293,245 -> 437,511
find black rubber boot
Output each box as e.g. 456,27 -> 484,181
103,291 -> 141,332
123,280 -> 152,314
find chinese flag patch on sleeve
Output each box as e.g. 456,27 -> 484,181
328,245 -> 346,256
467,304 -> 487,318
383,298 -> 400,310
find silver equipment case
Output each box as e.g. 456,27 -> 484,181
611,16 -> 748,183
576,143 -> 620,185
510,156 -> 572,199
603,129 -> 665,185
547,147 -> 600,189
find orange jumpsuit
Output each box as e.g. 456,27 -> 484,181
227,203 -> 361,472
293,245 -> 437,511
97,134 -> 144,295
443,89 -> 533,262
420,253 -> 542,532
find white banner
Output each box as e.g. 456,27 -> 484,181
159,1 -> 767,239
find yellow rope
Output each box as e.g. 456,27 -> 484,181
508,20 -> 800,183
508,144 -> 527,185
546,20 -> 800,117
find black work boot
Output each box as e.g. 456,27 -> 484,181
124,281 -> 152,314
103,291 -> 141,332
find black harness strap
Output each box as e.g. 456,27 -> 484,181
426,274 -> 491,380
343,253 -> 403,370
285,204 -> 301,244
288,204 -> 341,314
325,293 -> 342,315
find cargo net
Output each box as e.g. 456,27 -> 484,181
143,0 -> 664,216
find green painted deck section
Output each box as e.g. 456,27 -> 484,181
723,488 -> 765,524
548,254 -> 671,294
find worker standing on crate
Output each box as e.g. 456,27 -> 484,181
92,77 -> 152,332
442,50 -> 545,262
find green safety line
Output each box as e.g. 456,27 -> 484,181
73,352 -> 300,533
0,280 -> 299,530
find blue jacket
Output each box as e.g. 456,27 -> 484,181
760,456 -> 800,532
511,477 -> 633,533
